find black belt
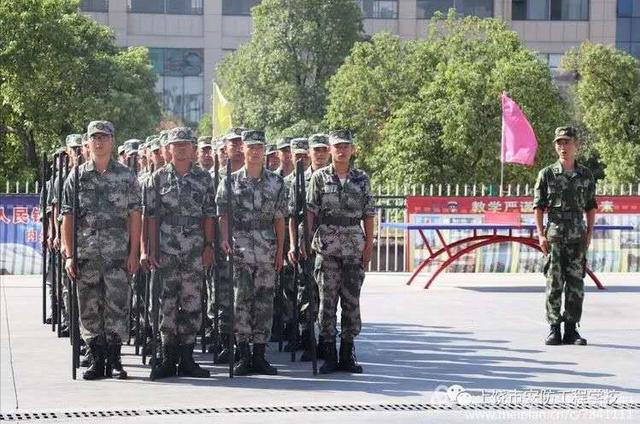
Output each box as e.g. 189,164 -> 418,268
236,219 -> 273,231
549,210 -> 583,222
320,216 -> 361,227
163,215 -> 202,226
83,217 -> 126,230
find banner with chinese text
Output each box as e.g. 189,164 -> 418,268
0,195 -> 43,275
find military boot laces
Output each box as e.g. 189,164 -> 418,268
105,344 -> 128,379
562,322 -> 587,345
150,343 -> 178,380
319,340 -> 338,374
177,344 -> 210,378
252,343 -> 277,375
338,340 -> 363,374
545,324 -> 562,345
82,341 -> 105,380
233,342 -> 252,376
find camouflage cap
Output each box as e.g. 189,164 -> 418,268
276,137 -> 293,150
197,136 -> 213,150
117,145 -> 126,155
145,135 -> 158,143
81,133 -> 89,145
65,134 -> 83,148
241,130 -> 266,146
159,130 -> 169,147
214,139 -> 226,151
230,127 -> 246,136
123,139 -> 141,155
265,144 -> 277,155
553,126 -> 577,143
290,137 -> 309,154
224,131 -> 242,142
87,120 -> 115,137
166,127 -> 195,145
328,129 -> 353,145
309,133 -> 329,149
147,138 -> 161,152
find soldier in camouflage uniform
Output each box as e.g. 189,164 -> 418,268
288,134 -> 330,361
534,126 -> 596,346
143,127 -> 215,379
216,130 -> 286,376
197,137 -> 214,172
266,144 -> 280,171
61,121 -> 142,380
307,130 -> 375,374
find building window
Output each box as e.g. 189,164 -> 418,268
128,0 -> 203,15
222,0 -> 261,15
616,0 -> 640,58
537,52 -> 564,70
360,0 -> 399,19
149,48 -> 205,125
512,0 -> 589,21
80,0 -> 109,12
417,0 -> 493,19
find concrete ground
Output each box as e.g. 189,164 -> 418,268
1,272 -> 639,423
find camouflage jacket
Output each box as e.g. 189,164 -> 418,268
144,162 -> 216,257
216,166 -> 286,265
61,159 -> 141,260
307,164 -> 375,258
533,160 -> 597,243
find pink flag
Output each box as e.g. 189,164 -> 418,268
501,93 -> 538,166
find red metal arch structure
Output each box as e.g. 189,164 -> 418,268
381,223 -> 635,290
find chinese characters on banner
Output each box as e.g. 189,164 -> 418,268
0,195 -> 43,275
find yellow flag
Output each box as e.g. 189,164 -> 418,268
213,82 -> 233,137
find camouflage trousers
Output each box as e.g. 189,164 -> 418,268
315,254 -> 364,342
76,257 -> 130,345
296,257 -> 319,331
207,258 -> 233,333
544,242 -> 586,325
47,255 -> 69,326
279,263 -> 296,322
234,261 -> 276,344
157,254 -> 204,345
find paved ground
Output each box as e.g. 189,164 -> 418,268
1,272 -> 639,423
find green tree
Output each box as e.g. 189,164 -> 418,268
562,42 -> 640,185
326,12 -> 568,186
197,113 -> 212,137
216,0 -> 363,134
0,0 -> 160,184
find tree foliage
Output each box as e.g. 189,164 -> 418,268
216,0 -> 363,134
326,12 -> 568,186
0,0 -> 160,183
562,42 -> 640,185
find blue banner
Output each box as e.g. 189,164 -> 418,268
0,194 -> 43,275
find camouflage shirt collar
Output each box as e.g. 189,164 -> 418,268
85,158 -> 118,173
552,160 -> 584,176
239,165 -> 266,181
328,163 -> 355,180
167,161 -> 196,178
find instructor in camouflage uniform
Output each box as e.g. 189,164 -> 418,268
217,130 -> 286,376
534,126 -> 596,346
143,127 -> 216,379
307,130 -> 375,374
61,120 -> 142,380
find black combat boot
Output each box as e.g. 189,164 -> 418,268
150,343 -> 178,380
251,343 -> 277,375
319,339 -> 338,374
105,343 -> 128,379
81,340 -> 93,367
177,344 -> 210,378
545,324 -> 562,345
233,342 -> 252,376
299,329 -> 315,362
562,322 -> 587,345
82,338 -> 106,380
338,339 -> 363,373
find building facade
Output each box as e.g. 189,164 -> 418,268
80,0 -> 626,124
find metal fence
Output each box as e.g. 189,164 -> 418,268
3,181 -> 640,273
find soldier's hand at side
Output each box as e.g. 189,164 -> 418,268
202,245 -> 214,268
47,237 -> 54,251
221,240 -> 232,257
65,258 -> 76,280
299,244 -> 307,260
140,254 -> 150,272
127,253 -> 140,275
539,235 -> 550,255
274,250 -> 284,273
53,237 -> 60,251
362,244 -> 373,267
288,248 -> 297,264
147,254 -> 160,269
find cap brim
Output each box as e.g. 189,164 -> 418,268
553,136 -> 573,143
244,140 -> 265,146
292,149 -> 308,154
330,139 -> 352,145
89,131 -> 111,137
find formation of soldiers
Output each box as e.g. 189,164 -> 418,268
40,121 -> 375,381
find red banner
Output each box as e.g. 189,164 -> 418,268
406,196 -> 640,215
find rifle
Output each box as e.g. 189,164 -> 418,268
57,153 -> 68,338
297,160 -> 317,374
225,160 -> 235,378
211,153 -> 220,363
41,154 -> 49,324
149,180 -> 162,380
141,184 -> 150,365
290,163 -> 300,362
70,158 -> 81,379
50,154 -> 58,333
